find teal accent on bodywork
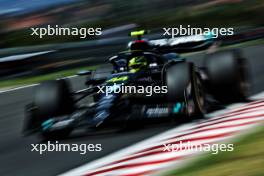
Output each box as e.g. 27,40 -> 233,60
204,31 -> 214,40
173,103 -> 182,113
41,119 -> 54,131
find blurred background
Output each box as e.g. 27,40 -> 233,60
0,1 -> 264,176
0,0 -> 263,47
0,0 -> 263,85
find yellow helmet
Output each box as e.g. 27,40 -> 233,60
128,56 -> 147,73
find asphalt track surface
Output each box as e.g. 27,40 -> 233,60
0,45 -> 263,176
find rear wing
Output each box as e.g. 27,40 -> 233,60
150,34 -> 215,53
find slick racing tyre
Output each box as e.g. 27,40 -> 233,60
165,62 -> 205,119
34,79 -> 74,121
23,103 -> 39,136
205,50 -> 250,103
33,79 -> 74,139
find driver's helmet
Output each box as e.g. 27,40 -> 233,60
128,56 -> 147,73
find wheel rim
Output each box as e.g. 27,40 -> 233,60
238,60 -> 250,97
185,82 -> 195,116
185,76 -> 205,116
195,76 -> 205,111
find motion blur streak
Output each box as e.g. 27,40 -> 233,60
61,94 -> 264,176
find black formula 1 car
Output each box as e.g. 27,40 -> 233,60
23,30 -> 250,139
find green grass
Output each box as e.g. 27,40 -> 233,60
0,65 -> 98,89
164,124 -> 264,176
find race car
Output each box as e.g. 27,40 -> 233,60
23,30 -> 250,139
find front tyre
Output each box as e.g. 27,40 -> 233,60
165,62 -> 205,119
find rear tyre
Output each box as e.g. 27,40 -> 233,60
165,62 -> 205,119
33,79 -> 74,139
34,79 -> 74,119
205,50 -> 250,103
23,103 -> 39,136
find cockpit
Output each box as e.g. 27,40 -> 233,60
109,51 -> 163,73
